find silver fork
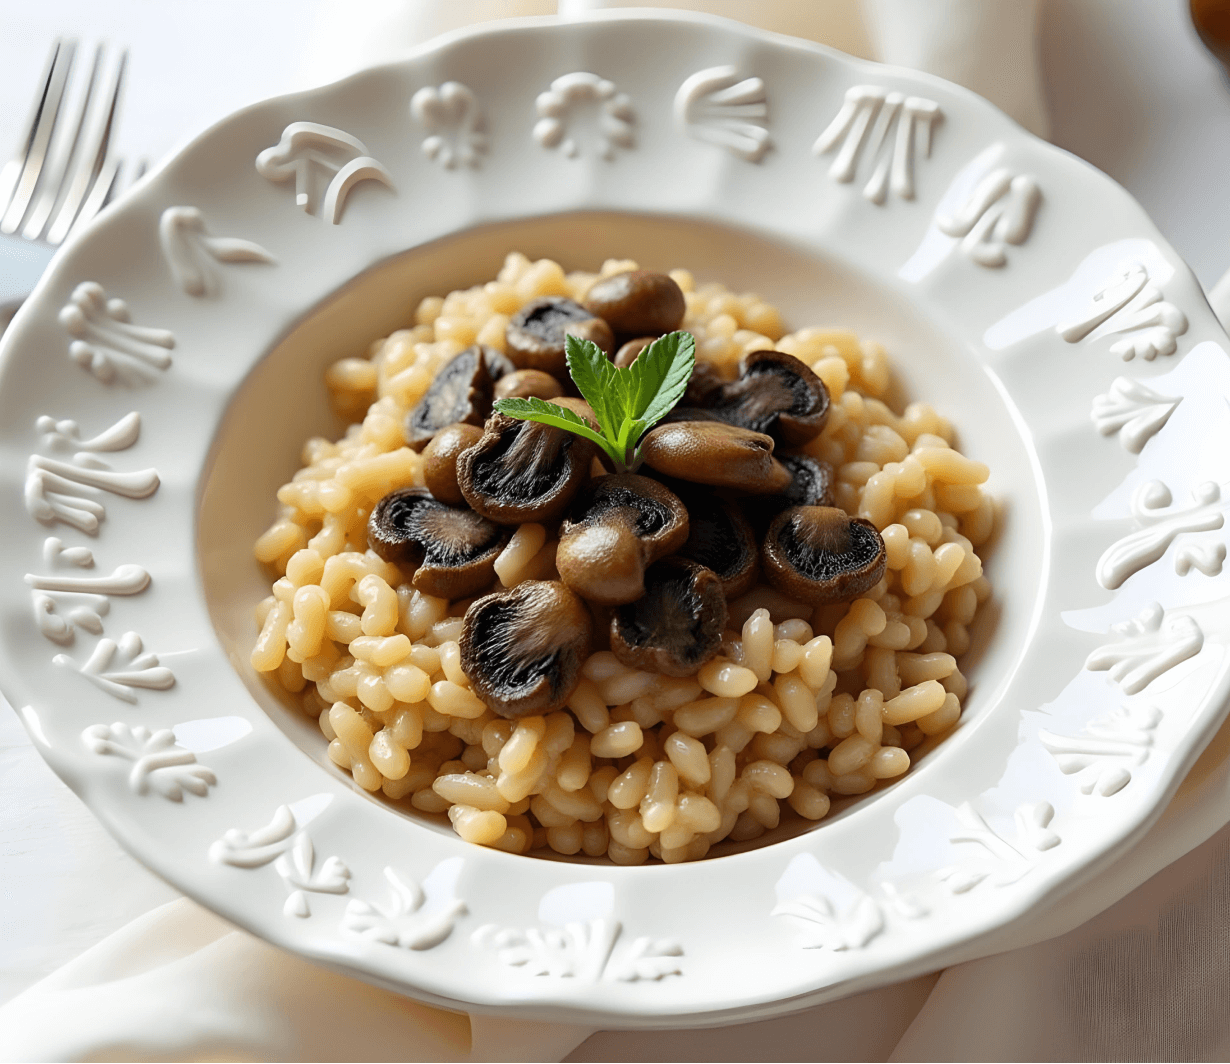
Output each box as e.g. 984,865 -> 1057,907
0,39 -> 130,309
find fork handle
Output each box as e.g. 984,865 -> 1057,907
0,234 -> 57,309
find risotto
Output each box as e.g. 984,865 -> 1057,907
250,252 -> 993,865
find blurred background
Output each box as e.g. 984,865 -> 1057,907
0,0 -> 1228,285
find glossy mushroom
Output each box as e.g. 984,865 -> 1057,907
746,453 -> 836,537
706,350 -> 830,447
456,411 -> 595,525
422,423 -> 484,506
613,336 -> 655,368
403,344 -> 495,451
492,368 -> 564,402
505,296 -> 614,377
367,487 -> 509,598
639,420 -> 793,494
460,580 -> 593,718
678,494 -> 760,598
583,270 -> 686,338
556,474 -> 690,605
483,349 -> 518,381
610,557 -> 727,676
762,506 -> 887,604
683,359 -> 728,406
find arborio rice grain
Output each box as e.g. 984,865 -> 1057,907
251,252 -> 993,864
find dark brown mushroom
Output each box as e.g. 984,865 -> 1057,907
457,411 -> 596,525
745,453 -> 837,538
704,350 -> 830,447
584,271 -> 686,338
639,421 -> 793,494
505,297 -> 614,377
613,336 -> 655,368
556,474 -> 689,605
762,506 -> 887,604
460,580 -> 593,718
684,360 -> 729,406
403,345 -> 497,451
677,494 -> 760,598
493,368 -> 564,402
368,488 -> 509,598
610,557 -> 726,676
422,423 -> 485,506
483,349 -> 518,381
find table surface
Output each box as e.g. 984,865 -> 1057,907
2,0 -> 1229,1053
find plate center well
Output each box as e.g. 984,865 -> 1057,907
196,211 -> 1046,852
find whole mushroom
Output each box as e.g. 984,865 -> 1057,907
762,506 -> 887,604
492,368 -> 564,402
639,420 -> 793,494
583,270 -> 686,338
556,474 -> 690,605
460,580 -> 593,718
422,423 -> 485,506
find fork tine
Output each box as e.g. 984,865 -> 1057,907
0,40 -> 64,217
22,44 -> 104,241
46,49 -> 126,246
69,153 -> 120,239
1,39 -> 76,234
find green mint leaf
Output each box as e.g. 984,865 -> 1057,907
628,331 -> 695,427
491,396 -> 615,460
565,334 -> 623,442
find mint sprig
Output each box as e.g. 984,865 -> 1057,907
493,331 -> 695,473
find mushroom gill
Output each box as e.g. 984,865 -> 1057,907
460,580 -> 593,718
367,487 -> 508,598
610,557 -> 727,676
457,412 -> 595,525
403,345 -> 496,451
762,506 -> 887,604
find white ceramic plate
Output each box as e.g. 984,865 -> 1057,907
2,10 -> 1229,1028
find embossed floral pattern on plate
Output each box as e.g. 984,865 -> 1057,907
1,9 -> 1228,1029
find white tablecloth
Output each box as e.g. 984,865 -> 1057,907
3,1 -> 1230,1059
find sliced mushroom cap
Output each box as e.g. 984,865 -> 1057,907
556,474 -> 689,605
610,557 -> 727,676
368,487 -> 509,598
584,270 -> 686,338
457,411 -> 595,525
762,506 -> 887,604
492,368 -> 564,402
505,297 -> 614,377
684,359 -> 729,406
639,420 -> 793,494
422,422 -> 485,506
484,349 -> 518,381
678,494 -> 760,598
460,580 -> 593,718
706,350 -> 830,447
745,453 -> 837,538
403,344 -> 495,451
